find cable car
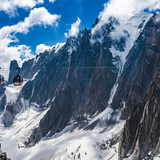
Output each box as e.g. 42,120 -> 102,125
13,67 -> 23,86
0,67 -> 4,85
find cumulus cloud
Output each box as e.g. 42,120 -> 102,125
49,0 -> 56,3
36,42 -> 66,55
64,17 -> 81,38
0,7 -> 60,37
36,44 -> 52,55
92,0 -> 160,34
0,7 -> 60,79
0,44 -> 34,79
0,0 -> 44,16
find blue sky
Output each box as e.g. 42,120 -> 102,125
0,0 -> 160,78
0,0 -> 107,53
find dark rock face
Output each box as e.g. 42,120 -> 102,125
119,69 -> 160,159
0,144 -> 10,160
8,60 -> 19,84
0,74 -> 7,111
0,86 -> 6,111
21,51 -> 52,80
25,27 -> 120,145
111,13 -> 160,119
0,60 -> 18,112
2,101 -> 22,127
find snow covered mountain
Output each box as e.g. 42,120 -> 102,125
1,11 -> 160,160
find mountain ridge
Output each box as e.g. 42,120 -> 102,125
0,12 -> 160,160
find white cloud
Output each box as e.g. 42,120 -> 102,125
64,17 -> 81,38
36,42 -> 66,55
0,44 -> 34,79
0,7 -> 60,79
36,44 -> 52,55
64,32 -> 69,38
49,0 -> 56,3
92,0 -> 160,34
0,0 -> 44,16
0,7 -> 60,37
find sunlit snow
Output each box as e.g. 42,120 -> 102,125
0,111 -> 124,160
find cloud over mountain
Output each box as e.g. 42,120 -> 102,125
36,44 -> 52,55
0,7 -> 60,79
92,0 -> 160,34
64,17 -> 81,38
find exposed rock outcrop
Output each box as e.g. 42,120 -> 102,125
8,60 -> 19,84
0,144 -> 10,160
119,68 -> 160,159
25,27 -> 119,146
2,102 -> 22,127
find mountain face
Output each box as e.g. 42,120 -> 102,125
8,60 -> 19,84
118,13 -> 160,159
119,69 -> 160,160
1,13 -> 151,135
1,11 -> 160,159
13,26 -> 120,145
0,85 -> 6,111
111,13 -> 160,120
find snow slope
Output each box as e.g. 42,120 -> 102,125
0,82 -> 124,160
5,84 -> 23,104
0,110 -> 124,160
